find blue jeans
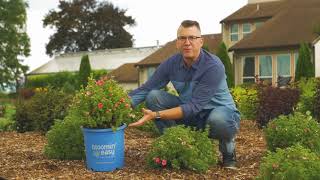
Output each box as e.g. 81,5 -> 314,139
145,90 -> 240,158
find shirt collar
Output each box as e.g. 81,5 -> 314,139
179,50 -> 203,70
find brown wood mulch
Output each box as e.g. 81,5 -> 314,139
0,120 -> 266,180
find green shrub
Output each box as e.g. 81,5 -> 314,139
14,88 -> 72,132
296,77 -> 318,115
295,42 -> 314,81
216,42 -> 234,88
78,55 -> 91,88
44,116 -> 85,160
265,112 -> 320,153
257,144 -> 320,180
26,70 -> 108,91
230,85 -> 258,120
26,72 -> 77,89
313,79 -> 320,122
257,86 -> 300,128
0,103 -> 16,131
147,125 -> 217,172
15,99 -> 35,132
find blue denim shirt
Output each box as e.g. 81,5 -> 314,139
129,49 -> 237,120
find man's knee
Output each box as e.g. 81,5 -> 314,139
206,108 -> 238,139
145,90 -> 163,109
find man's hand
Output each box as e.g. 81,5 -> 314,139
128,108 -> 155,127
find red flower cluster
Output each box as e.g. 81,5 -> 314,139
78,76 -> 132,129
153,157 -> 167,167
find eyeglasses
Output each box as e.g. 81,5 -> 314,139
177,36 -> 202,42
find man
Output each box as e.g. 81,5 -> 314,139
128,20 -> 240,169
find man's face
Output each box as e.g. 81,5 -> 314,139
176,26 -> 203,62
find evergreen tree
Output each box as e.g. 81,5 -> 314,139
0,0 -> 30,91
295,43 -> 314,81
216,42 -> 234,87
78,55 -> 91,88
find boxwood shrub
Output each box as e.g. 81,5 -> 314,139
265,112 -> 320,153
146,125 -> 217,172
257,144 -> 320,180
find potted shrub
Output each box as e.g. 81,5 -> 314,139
76,76 -> 132,171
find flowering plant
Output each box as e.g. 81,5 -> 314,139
146,126 -> 217,172
74,76 -> 132,130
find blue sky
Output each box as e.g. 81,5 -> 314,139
25,0 -> 247,72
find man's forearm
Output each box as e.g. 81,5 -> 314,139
154,106 -> 184,120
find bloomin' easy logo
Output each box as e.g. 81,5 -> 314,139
92,144 -> 116,158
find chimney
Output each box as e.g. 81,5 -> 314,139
156,40 -> 160,48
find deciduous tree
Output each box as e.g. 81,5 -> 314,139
43,0 -> 136,56
0,0 -> 30,91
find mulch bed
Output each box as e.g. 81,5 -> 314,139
0,120 -> 266,179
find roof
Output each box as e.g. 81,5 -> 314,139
28,46 -> 160,75
229,0 -> 320,51
108,63 -> 138,83
136,34 -> 222,67
221,1 -> 284,23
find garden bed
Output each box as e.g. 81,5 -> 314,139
0,120 -> 266,179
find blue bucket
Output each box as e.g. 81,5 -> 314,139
82,124 -> 126,172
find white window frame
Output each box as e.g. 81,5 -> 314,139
242,56 -> 255,83
259,55 -> 273,80
276,54 -> 291,77
242,23 -> 251,37
230,24 -> 239,42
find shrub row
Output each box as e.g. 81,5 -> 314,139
25,70 -> 108,91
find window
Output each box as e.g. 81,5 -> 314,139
277,54 -> 291,77
243,56 -> 255,83
230,24 -> 239,42
242,23 -> 251,37
255,22 -> 263,29
147,67 -> 156,79
259,55 -> 272,81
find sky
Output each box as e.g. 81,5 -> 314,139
24,0 -> 247,72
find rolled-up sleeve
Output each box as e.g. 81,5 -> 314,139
180,64 -> 225,119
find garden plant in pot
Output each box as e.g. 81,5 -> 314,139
76,76 -> 132,172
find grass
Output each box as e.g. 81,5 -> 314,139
0,101 -> 16,131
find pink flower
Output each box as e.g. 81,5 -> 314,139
154,157 -> 161,164
96,80 -> 104,86
125,103 -> 130,108
97,103 -> 103,109
161,159 -> 167,167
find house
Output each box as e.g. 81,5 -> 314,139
222,0 -> 320,85
108,63 -> 138,90
135,34 -> 222,85
28,46 -> 160,76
